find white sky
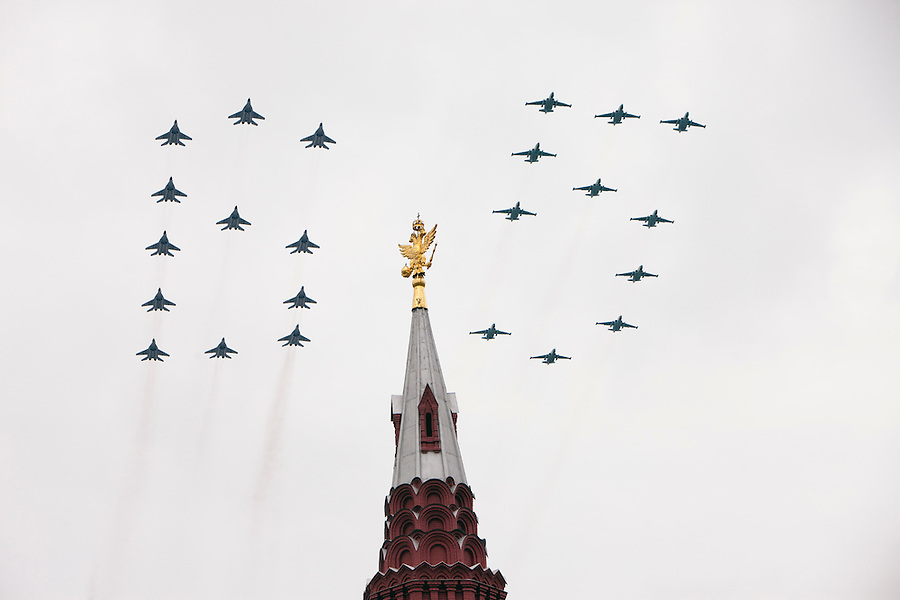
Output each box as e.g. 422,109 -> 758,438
2,1 -> 900,599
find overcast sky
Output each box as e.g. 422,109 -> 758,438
2,1 -> 900,599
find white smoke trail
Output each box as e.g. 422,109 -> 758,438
94,366 -> 159,598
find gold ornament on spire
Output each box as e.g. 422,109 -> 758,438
399,216 -> 438,308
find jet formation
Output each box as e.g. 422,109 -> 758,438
469,324 -> 511,340
284,286 -> 316,309
511,143 -> 556,163
595,104 -> 640,125
616,265 -> 658,283
286,230 -> 319,254
631,210 -> 674,228
142,288 -> 176,312
300,123 -> 336,149
525,92 -> 571,113
217,206 -> 251,231
137,339 -> 169,361
597,316 -> 638,332
156,120 -> 192,146
660,112 -> 705,132
146,231 -> 180,257
228,99 -> 265,126
573,178 -> 616,197
530,349 -> 571,364
492,202 -> 536,221
206,338 -> 238,359
279,325 -> 310,347
151,177 -> 187,203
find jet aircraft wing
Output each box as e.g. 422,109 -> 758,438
688,119 -> 706,128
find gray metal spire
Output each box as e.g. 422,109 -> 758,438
391,307 -> 467,487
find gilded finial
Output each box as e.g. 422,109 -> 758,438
399,217 -> 438,309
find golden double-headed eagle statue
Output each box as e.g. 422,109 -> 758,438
399,217 -> 437,308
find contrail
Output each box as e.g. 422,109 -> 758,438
95,366 -> 159,597
252,354 -> 294,520
195,360 -> 221,466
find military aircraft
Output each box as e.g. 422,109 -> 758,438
630,210 -> 674,228
286,230 -> 319,254
492,201 -> 536,221
146,231 -> 180,256
525,92 -> 571,113
616,265 -> 658,282
573,178 -> 616,196
511,143 -> 556,163
530,349 -> 571,364
300,123 -> 336,149
469,324 -> 511,340
594,104 -> 640,125
596,316 -> 638,332
279,325 -> 311,347
660,112 -> 705,132
155,120 -> 192,146
284,286 -> 316,309
205,338 -> 237,359
142,288 -> 176,311
217,206 -> 251,231
151,177 -> 187,203
228,98 -> 265,125
137,339 -> 169,361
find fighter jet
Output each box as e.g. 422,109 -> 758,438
573,178 -> 616,196
155,120 -> 192,146
217,206 -> 251,231
596,316 -> 638,332
286,230 -> 319,254
660,112 -> 705,132
525,92 -> 571,113
630,210 -> 674,228
142,288 -> 176,312
137,339 -> 169,361
594,104 -> 640,125
616,265 -> 658,283
150,177 -> 187,203
511,143 -> 556,163
300,123 -> 336,149
278,325 -> 311,347
284,286 -> 316,309
228,98 -> 265,125
146,231 -> 180,256
492,201 -> 536,221
205,338 -> 237,359
530,349 -> 571,364
469,324 -> 511,340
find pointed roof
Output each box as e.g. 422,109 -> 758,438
391,307 -> 467,488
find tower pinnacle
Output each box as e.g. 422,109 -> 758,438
398,217 -> 438,309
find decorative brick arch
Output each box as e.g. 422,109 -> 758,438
419,504 -> 454,531
418,479 -> 453,507
455,508 -> 478,536
461,536 -> 487,567
388,509 -> 418,539
453,483 -> 474,511
389,484 -> 416,515
385,537 -> 418,570
420,530 -> 461,565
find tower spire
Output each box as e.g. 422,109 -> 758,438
363,221 -> 506,600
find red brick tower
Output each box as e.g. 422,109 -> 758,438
364,220 -> 507,600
